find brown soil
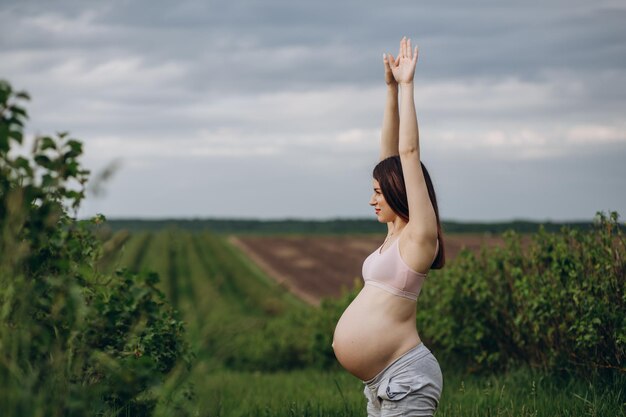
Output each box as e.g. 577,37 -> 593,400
230,234 -> 513,305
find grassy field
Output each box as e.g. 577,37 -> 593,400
181,368 -> 624,417
102,229 -> 625,417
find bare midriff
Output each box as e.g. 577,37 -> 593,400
332,283 -> 421,381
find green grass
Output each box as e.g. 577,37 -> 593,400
183,369 -> 363,417
437,367 -> 626,417
155,366 -> 625,417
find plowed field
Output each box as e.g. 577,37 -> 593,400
230,234 -> 511,305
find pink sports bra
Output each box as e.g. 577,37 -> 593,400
362,237 -> 437,301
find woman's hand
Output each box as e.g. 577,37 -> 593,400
387,37 -> 418,85
383,53 -> 397,87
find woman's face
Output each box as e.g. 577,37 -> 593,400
369,179 -> 396,223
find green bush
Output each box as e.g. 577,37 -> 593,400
308,283 -> 360,369
189,278 -> 359,372
0,80 -> 192,416
417,212 -> 625,374
225,283 -> 361,372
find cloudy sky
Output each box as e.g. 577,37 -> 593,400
2,0 -> 625,221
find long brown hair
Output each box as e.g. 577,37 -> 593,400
373,155 -> 445,269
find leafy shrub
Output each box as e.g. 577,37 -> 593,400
308,282 -> 360,369
193,279 -> 359,372
417,212 -> 625,374
219,310 -> 313,371
0,80 -> 192,416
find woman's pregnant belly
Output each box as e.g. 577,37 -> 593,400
332,284 -> 421,380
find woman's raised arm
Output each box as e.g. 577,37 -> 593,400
390,38 -> 438,253
379,53 -> 400,160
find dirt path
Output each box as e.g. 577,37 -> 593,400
229,236 -> 320,305
230,234 -> 513,305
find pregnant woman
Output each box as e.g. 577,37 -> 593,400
333,37 -> 445,416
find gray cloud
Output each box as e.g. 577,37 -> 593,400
1,0 -> 625,220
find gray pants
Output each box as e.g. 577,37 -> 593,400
363,343 -> 443,417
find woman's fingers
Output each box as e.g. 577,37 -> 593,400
396,37 -> 419,63
384,53 -> 392,72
